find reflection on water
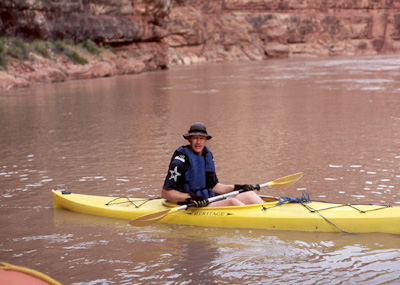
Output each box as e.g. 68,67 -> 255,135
45,209 -> 400,284
1,54 -> 400,283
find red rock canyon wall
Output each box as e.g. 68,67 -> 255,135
1,0 -> 400,90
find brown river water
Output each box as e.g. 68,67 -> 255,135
1,55 -> 400,284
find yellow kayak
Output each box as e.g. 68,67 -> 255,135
52,190 -> 400,234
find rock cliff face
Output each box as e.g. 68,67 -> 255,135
0,0 -> 171,90
1,0 -> 400,91
167,0 -> 400,64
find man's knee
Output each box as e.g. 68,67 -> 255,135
230,198 -> 245,206
237,191 -> 263,204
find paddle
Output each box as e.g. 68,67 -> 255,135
129,172 -> 303,227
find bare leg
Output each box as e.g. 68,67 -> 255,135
235,191 -> 265,204
208,192 -> 264,207
208,197 -> 244,207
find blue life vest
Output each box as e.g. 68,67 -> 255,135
177,145 -> 216,199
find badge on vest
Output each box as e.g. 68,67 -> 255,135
169,166 -> 181,182
174,155 -> 185,163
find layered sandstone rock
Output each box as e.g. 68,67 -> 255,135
1,0 -> 400,91
166,0 -> 400,64
0,0 -> 170,90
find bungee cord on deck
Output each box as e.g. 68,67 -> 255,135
261,191 -> 392,235
105,197 -> 161,208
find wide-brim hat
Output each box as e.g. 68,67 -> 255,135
183,122 -> 212,140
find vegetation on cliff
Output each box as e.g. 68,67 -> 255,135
0,37 -> 117,71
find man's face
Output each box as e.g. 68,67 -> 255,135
187,135 -> 207,155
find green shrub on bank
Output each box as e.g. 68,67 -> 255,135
104,44 -> 117,54
32,40 -> 51,58
50,40 -> 88,65
79,40 -> 101,55
0,38 -> 7,70
50,40 -> 67,54
7,37 -> 29,61
0,36 -> 116,68
65,49 -> 88,65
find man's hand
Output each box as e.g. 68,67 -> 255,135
186,195 -> 209,207
234,184 -> 260,191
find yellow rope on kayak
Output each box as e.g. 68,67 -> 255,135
0,262 -> 61,285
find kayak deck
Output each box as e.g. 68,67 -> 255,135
52,190 -> 400,234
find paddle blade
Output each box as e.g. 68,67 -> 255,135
129,206 -> 182,227
129,209 -> 174,227
267,172 -> 303,189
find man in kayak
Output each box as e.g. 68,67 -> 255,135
162,122 -> 265,207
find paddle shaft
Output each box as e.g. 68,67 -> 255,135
179,182 -> 270,210
163,172 -> 303,212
